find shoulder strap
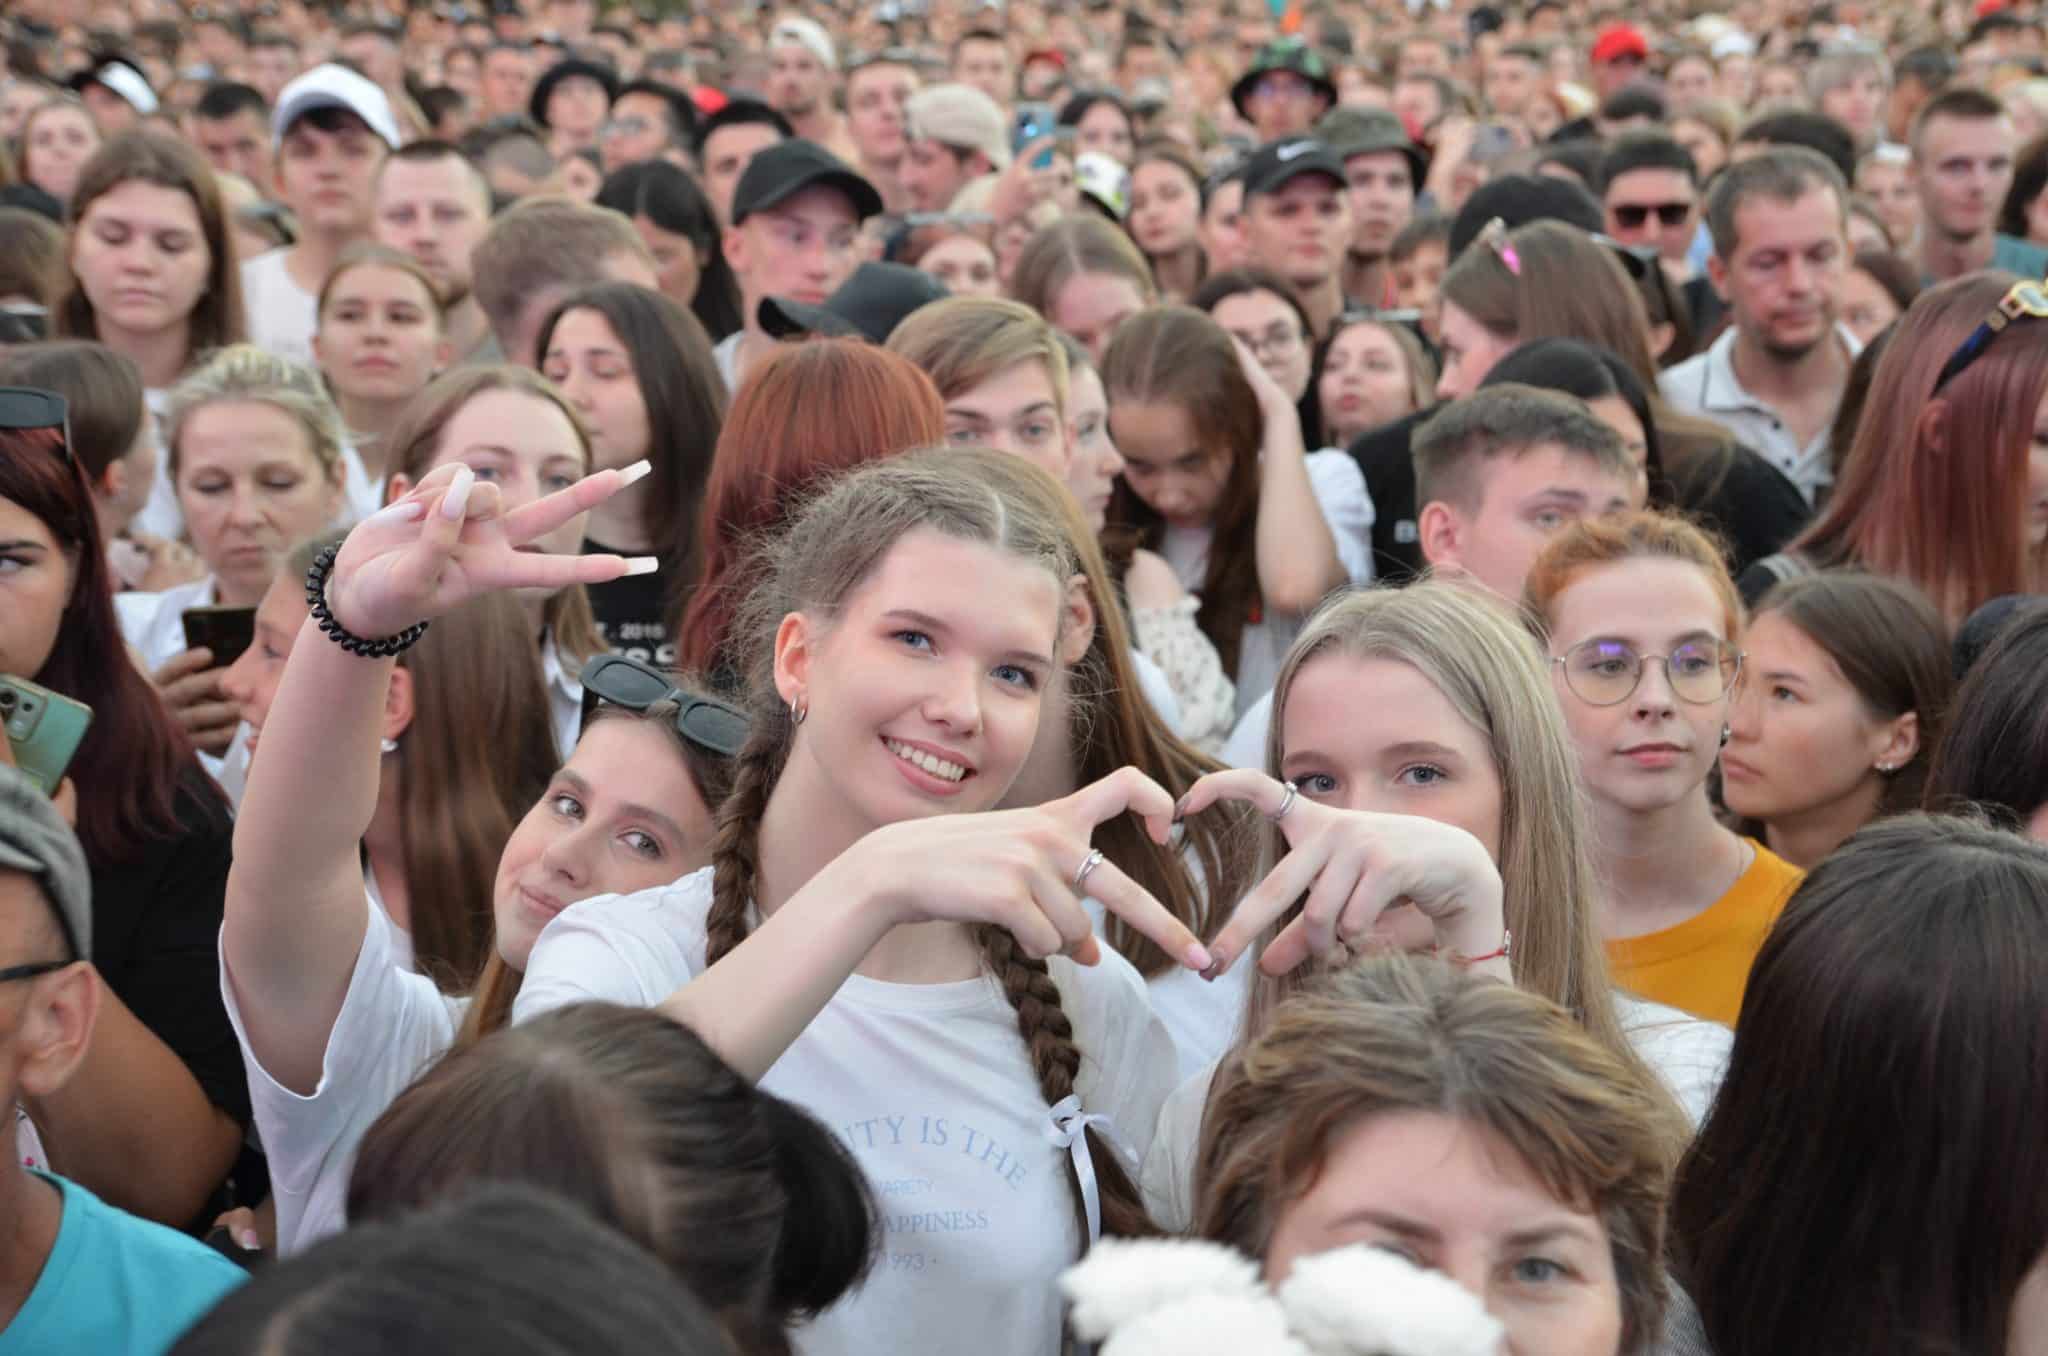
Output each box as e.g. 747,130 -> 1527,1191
1753,552 -> 1814,586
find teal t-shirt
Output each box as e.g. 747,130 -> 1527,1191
0,1173 -> 246,1356
1991,233 -> 2048,278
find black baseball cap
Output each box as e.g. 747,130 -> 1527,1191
730,139 -> 883,226
759,262 -> 949,344
1241,136 -> 1347,199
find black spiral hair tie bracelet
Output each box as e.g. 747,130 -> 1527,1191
304,543 -> 429,658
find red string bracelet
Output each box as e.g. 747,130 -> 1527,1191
1450,929 -> 1512,967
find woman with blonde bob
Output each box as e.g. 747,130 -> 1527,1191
1194,955 -> 1680,1356
1142,583 -> 1711,1230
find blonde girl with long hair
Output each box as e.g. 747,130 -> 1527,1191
512,448 -> 1503,1354
1142,582 -> 1716,1230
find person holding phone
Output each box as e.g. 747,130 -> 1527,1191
115,345 -> 347,765
0,387 -> 253,1234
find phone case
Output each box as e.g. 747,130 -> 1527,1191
0,677 -> 94,797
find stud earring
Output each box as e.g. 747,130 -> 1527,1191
380,737 -> 399,754
1876,761 -> 1897,774
1719,725 -> 1731,748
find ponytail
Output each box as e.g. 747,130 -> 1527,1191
761,1094 -> 881,1319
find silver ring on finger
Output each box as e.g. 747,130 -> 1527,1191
1269,780 -> 1299,822
1072,848 -> 1105,894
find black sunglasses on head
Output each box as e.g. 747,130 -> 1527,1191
0,387 -> 71,463
579,654 -> 750,757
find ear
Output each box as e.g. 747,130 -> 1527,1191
383,663 -> 416,743
1705,251 -> 1730,304
1914,398 -> 1950,455
1417,499 -> 1463,570
431,332 -> 455,373
310,329 -> 328,367
98,457 -> 128,503
1872,709 -> 1920,774
1647,320 -> 1677,360
723,222 -> 749,277
1057,573 -> 1095,668
15,963 -> 101,1100
384,471 -> 413,507
772,610 -> 816,711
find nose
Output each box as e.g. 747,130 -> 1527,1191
919,656 -> 984,737
1632,656 -> 1680,717
226,482 -> 267,527
537,820 -> 594,885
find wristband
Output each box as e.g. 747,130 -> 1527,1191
304,544 -> 429,658
1450,928 -> 1512,967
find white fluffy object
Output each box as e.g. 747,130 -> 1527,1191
1101,1293 -> 1313,1356
1277,1245 -> 1505,1356
1061,1239 -> 1267,1340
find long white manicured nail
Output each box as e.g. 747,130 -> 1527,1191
366,499 -> 427,526
617,458 -> 653,487
440,464 -> 475,521
622,556 -> 660,576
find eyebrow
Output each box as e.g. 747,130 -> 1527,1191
1520,488 -> 1591,508
555,769 -> 691,843
881,607 -> 1054,670
1583,627 -> 1721,648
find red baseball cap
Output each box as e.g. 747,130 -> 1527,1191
1591,24 -> 1650,65
1024,48 -> 1067,69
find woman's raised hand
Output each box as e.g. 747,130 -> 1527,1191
1184,769 -> 1509,981
845,767 -> 1214,973
323,460 -> 655,641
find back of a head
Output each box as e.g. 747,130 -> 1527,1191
1734,109 -> 1858,181
0,340 -> 144,481
348,1003 -> 877,1337
1195,954 -> 1677,1355
1447,173 -> 1603,258
1672,814 -> 2048,1356
0,207 -> 67,310
1925,602 -> 2048,832
171,1184 -> 739,1356
470,197 -> 650,342
1440,221 -> 1659,383
595,157 -> 717,250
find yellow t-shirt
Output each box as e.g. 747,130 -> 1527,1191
1605,838 -> 1804,1027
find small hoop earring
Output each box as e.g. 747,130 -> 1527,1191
380,737 -> 399,754
789,696 -> 808,726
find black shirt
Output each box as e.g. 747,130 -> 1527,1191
583,539 -> 676,667
86,763 -> 248,1131
1345,407 -> 1439,583
1666,444 -> 1812,580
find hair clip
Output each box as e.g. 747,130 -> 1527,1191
1478,216 -> 1521,276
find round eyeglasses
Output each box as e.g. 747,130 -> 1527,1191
1552,638 -> 1742,707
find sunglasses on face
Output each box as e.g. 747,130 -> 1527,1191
1931,276 -> 2048,395
578,654 -> 750,758
1610,201 -> 1692,229
0,386 -> 71,463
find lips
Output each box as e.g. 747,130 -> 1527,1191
882,735 -> 976,795
518,884 -> 567,921
1719,755 -> 1760,781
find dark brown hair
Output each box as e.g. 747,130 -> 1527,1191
0,340 -> 145,481
1670,814 -> 2048,1356
1923,601 -> 2048,829
57,129 -> 246,364
1100,305 -> 1264,677
349,1003 -> 875,1354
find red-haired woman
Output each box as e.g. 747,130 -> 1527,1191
674,338 -> 947,680
1747,272 -> 2048,623
0,400 -> 248,1229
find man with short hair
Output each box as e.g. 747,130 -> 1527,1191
1886,46 -> 1953,145
1909,87 -> 2048,283
190,80 -> 275,197
0,766 -> 248,1350
470,198 -> 660,367
845,50 -> 919,213
480,42 -> 536,122
244,32 -> 301,105
1601,131 -> 1702,271
713,139 -> 881,392
243,64 -> 399,367
765,16 -> 860,165
1588,23 -> 1649,100
951,29 -> 1012,104
1389,212 -> 1450,338
1412,384 -> 1640,599
1483,43 -> 1545,119
901,83 -> 1010,214
374,140 -> 495,359
1317,108 -> 1422,308
1662,148 -> 1859,506
694,98 -> 792,229
1239,136 -> 1354,343
337,21 -> 406,99
600,78 -> 697,173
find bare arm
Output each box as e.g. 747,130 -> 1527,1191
28,976 -> 242,1227
1244,346 -> 1345,616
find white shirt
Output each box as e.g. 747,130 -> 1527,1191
1658,324 -> 1862,506
240,248 -> 320,371
220,901 -> 466,1255
1140,990 -> 1730,1232
1219,690 -> 1275,771
712,330 -> 745,395
1128,648 -> 1183,738
1084,896 -> 1248,1083
1158,450 -> 1373,720
114,574 -> 217,675
515,866 -> 1178,1356
539,629 -> 584,760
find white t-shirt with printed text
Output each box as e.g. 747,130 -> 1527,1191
514,866 -> 1179,1356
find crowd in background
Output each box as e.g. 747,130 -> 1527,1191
0,0 -> 2046,1351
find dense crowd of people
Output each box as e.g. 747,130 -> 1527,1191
0,0 -> 2046,1351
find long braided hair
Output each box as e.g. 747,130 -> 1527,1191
703,447 -> 1158,1244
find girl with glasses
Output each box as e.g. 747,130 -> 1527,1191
1524,510 -> 1803,1027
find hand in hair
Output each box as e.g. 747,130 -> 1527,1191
1229,333 -> 1296,426
1181,769 -> 1509,982
325,460 -> 656,643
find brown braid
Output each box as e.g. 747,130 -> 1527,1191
705,714 -> 793,965
978,926 -> 1160,1244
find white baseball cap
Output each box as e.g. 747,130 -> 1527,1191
272,63 -> 402,149
770,16 -> 837,71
